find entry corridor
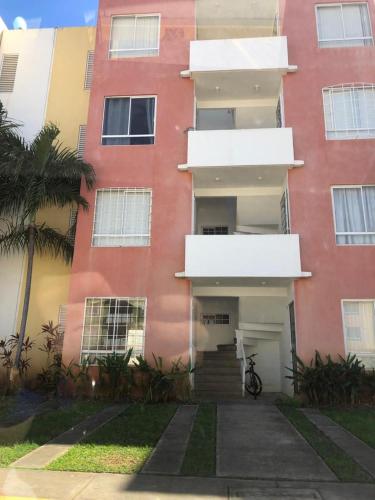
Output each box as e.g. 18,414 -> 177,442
216,404 -> 336,480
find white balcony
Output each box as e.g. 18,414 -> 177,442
179,128 -> 302,188
180,235 -> 310,280
182,37 -> 294,102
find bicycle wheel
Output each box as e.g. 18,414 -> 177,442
245,371 -> 262,397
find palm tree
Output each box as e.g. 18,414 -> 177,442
0,105 -> 95,374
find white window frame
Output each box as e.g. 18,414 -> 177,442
80,297 -> 147,364
322,83 -> 375,140
101,95 -> 157,145
91,187 -> 152,248
341,299 -> 375,358
331,185 -> 375,245
201,313 -> 231,325
315,3 -> 373,48
108,14 -> 161,59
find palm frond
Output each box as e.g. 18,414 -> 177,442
34,224 -> 74,264
0,219 -> 29,256
31,123 -> 60,173
0,176 -> 27,217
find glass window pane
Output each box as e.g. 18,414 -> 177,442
103,98 -> 130,136
317,6 -> 344,41
333,188 -> 365,232
130,98 -> 155,135
343,4 -> 371,38
344,301 -> 375,353
110,17 -> 136,52
363,187 -> 375,232
135,16 -> 159,50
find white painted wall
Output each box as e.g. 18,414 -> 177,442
187,128 -> 295,167
0,29 -> 55,142
0,29 -> 55,339
185,234 -> 303,278
190,36 -> 289,72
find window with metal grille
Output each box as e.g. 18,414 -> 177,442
67,207 -> 78,244
201,313 -> 231,325
92,188 -> 152,247
202,226 -> 229,235
0,54 -> 19,93
316,3 -> 373,48
280,190 -> 290,234
109,15 -> 160,59
332,185 -> 375,244
323,84 -> 375,139
342,301 -> 375,355
102,96 -> 156,145
84,50 -> 94,89
81,297 -> 146,364
77,125 -> 87,159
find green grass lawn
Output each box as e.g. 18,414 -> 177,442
48,404 -> 177,474
0,400 -> 106,467
181,403 -> 216,476
323,408 -> 375,449
278,404 -> 373,482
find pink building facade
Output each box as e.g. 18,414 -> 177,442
63,0 -> 375,396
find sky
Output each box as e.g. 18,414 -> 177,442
0,0 -> 98,29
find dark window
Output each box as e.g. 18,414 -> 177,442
102,97 -> 155,145
201,313 -> 230,325
202,226 -> 229,235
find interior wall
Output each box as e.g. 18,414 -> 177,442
237,195 -> 281,229
239,295 -> 287,392
195,197 -> 237,234
194,297 -> 239,351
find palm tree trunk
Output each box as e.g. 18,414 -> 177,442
14,224 -> 35,371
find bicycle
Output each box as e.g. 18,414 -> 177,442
245,353 -> 262,399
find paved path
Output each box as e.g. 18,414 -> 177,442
11,404 -> 127,469
1,469 -> 375,499
217,404 -> 335,480
302,409 -> 375,479
142,405 -> 197,475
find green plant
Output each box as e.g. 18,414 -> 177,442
0,334 -> 34,389
0,104 -> 95,373
133,354 -> 151,372
97,350 -> 133,400
287,351 -> 368,406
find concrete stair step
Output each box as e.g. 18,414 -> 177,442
202,352 -> 238,360
196,367 -> 241,376
195,374 -> 242,383
194,391 -> 243,400
199,358 -> 240,366
195,382 -> 242,391
217,344 -> 236,351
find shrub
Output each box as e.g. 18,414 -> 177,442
97,350 -> 133,400
287,351 -> 374,406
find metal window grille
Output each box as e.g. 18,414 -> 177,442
201,313 -> 231,325
57,304 -> 67,335
316,3 -> 373,48
280,190 -> 290,234
332,185 -> 375,244
202,226 -> 229,235
84,51 -> 94,89
80,297 -> 146,364
68,207 -> 78,244
77,125 -> 87,159
92,188 -> 152,247
0,54 -> 19,93
323,84 -> 375,139
109,15 -> 160,59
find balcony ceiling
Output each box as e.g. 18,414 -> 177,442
191,277 -> 298,288
195,70 -> 282,103
191,165 -> 288,189
197,0 -> 278,40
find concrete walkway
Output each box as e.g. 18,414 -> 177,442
11,404 -> 127,469
302,409 -> 375,479
1,468 -> 375,499
142,405 -> 198,475
217,404 -> 335,480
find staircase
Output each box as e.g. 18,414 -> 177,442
194,344 -> 243,400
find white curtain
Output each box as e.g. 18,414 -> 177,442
102,98 -> 130,145
93,190 -> 151,247
344,301 -> 375,354
333,187 -> 375,244
110,15 -> 159,58
318,6 -> 344,45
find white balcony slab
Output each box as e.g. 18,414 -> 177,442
183,234 -> 309,279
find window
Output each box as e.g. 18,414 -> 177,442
280,189 -> 290,234
201,314 -> 230,325
102,96 -> 156,145
84,50 -> 94,89
316,3 -> 373,48
323,84 -> 375,139
81,297 -> 146,363
202,226 -> 229,235
57,305 -> 67,336
332,186 -> 375,244
68,207 -> 78,244
92,188 -> 152,247
77,125 -> 87,159
342,301 -> 375,355
109,15 -> 160,58
0,54 -> 19,93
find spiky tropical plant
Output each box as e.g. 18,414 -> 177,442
0,102 -> 95,375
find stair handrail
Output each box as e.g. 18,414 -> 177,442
235,330 -> 246,396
